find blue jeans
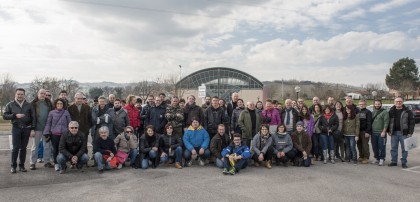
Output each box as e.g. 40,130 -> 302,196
183,147 -> 210,161
371,132 -> 386,160
141,150 -> 157,169
38,139 -> 43,159
56,153 -> 89,170
160,146 -> 183,164
344,136 -> 357,161
215,158 -> 224,168
129,149 -> 138,166
391,131 -> 408,164
94,152 -> 111,170
223,156 -> 248,172
11,127 -> 31,168
320,133 -> 334,151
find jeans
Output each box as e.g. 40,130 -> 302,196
11,127 -> 31,168
273,149 -> 296,163
51,135 -> 61,164
320,133 -> 334,151
215,158 -> 224,168
357,131 -> 370,159
94,152 -> 111,170
160,146 -> 183,164
294,150 -> 311,167
252,147 -> 273,162
128,149 -> 138,166
390,131 -> 408,164
141,150 -> 158,169
223,156 -> 248,172
311,133 -> 321,157
56,153 -> 89,170
42,136 -> 53,163
184,147 -> 210,161
371,132 -> 387,160
344,136 -> 357,161
30,131 -> 43,164
334,133 -> 345,159
38,138 -> 43,159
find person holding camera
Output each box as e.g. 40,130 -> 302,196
262,99 -> 281,135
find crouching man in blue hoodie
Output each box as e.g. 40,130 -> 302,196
221,133 -> 251,175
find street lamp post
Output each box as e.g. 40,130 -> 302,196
372,91 -> 377,100
294,86 -> 301,100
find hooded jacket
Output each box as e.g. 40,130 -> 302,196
183,125 -> 210,151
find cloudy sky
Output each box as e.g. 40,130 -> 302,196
1,0 -> 419,86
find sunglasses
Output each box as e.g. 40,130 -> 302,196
126,131 -> 133,133
70,127 -> 78,129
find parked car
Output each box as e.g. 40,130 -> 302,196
404,101 -> 420,123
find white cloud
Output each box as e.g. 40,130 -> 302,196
370,0 -> 414,13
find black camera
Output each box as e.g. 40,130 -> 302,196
264,117 -> 272,124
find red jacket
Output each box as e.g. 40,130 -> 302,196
124,104 -> 140,129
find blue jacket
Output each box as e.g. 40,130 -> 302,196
221,143 -> 251,159
183,125 -> 210,151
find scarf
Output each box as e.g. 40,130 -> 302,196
286,108 -> 292,125
323,112 -> 333,120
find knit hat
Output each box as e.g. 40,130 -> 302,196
296,121 -> 304,127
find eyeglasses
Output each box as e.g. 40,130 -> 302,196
46,94 -> 51,97
167,127 -> 173,129
125,131 -> 133,133
57,103 -> 63,105
70,127 -> 78,129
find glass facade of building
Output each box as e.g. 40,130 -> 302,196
176,67 -> 263,101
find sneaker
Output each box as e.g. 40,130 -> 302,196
19,167 -> 27,172
371,159 -> 379,164
11,167 -> 17,174
37,158 -> 44,163
59,168 -> 66,174
254,160 -> 260,167
54,164 -> 60,171
229,168 -> 236,175
222,168 -> 229,175
402,164 -> 408,169
44,162 -> 54,168
117,164 -> 123,169
330,159 -> 335,164
357,157 -> 364,162
198,158 -> 205,166
30,164 -> 36,170
388,162 -> 397,167
70,165 -> 76,169
76,164 -> 83,170
186,160 -> 193,167
323,159 -> 327,164
353,160 -> 358,165
98,169 -> 104,174
361,159 -> 369,164
378,159 -> 384,166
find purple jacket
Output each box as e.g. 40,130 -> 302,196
262,108 -> 281,125
301,115 -> 315,137
43,109 -> 72,136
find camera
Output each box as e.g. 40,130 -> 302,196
264,117 -> 272,124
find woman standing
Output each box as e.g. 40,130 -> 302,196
318,105 -> 339,164
299,105 -> 314,137
43,98 -> 71,171
256,101 -> 264,114
343,105 -> 360,165
159,124 -> 183,169
252,125 -> 273,169
312,104 -> 323,161
334,101 -> 346,162
139,125 -> 160,169
230,99 -> 245,135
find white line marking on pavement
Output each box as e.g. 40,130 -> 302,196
402,165 -> 420,174
9,135 -> 12,150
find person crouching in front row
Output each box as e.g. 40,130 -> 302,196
221,133 -> 251,175
93,126 -> 117,174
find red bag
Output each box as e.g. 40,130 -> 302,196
102,152 -> 119,169
116,150 -> 129,164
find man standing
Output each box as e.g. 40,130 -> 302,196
56,121 -> 89,174
59,90 -> 69,110
227,92 -> 239,119
68,93 -> 92,148
388,97 -> 415,168
327,96 -> 335,109
165,96 -> 184,137
210,124 -> 231,168
92,96 -> 114,139
140,95 -> 154,132
201,96 -> 211,111
238,101 -> 262,148
309,97 -> 320,113
204,97 -> 228,140
106,94 -> 116,109
3,88 -> 36,173
29,89 -> 53,170
147,96 -> 167,134
280,99 -> 299,134
109,99 -> 130,138
357,100 -> 372,164
183,95 -> 204,131
345,96 -> 360,114
371,100 -> 389,166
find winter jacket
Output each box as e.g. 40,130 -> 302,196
43,109 -> 71,136
280,108 -> 299,131
252,133 -> 273,156
342,115 -> 360,137
358,108 -> 372,133
183,125 -> 210,151
227,100 -> 238,119
204,106 -> 228,134
109,108 -> 130,136
147,104 -> 167,134
291,131 -> 312,155
165,105 -> 184,128
139,134 -> 160,165
272,132 -> 293,154
372,108 -> 389,133
262,108 -> 281,125
31,98 -> 53,131
68,103 -> 92,136
3,99 -> 36,129
59,131 -> 87,159
183,103 -> 204,127
231,106 -> 245,130
318,113 -> 339,135
221,143 -> 251,159
388,105 -> 415,136
300,115 -> 315,137
125,104 -> 141,129
158,133 -> 183,154
92,106 -> 114,136
114,132 -> 138,153
238,108 -> 263,140
210,133 -> 231,159
94,137 -> 117,155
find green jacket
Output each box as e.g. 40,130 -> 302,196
342,114 -> 360,137
372,108 -> 389,133
238,108 -> 262,140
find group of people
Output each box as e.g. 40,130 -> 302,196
3,88 -> 415,175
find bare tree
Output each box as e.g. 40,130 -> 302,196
0,73 -> 16,115
60,79 -> 81,99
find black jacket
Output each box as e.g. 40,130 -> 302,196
210,133 -> 231,159
94,137 -> 117,155
280,108 -> 299,131
184,103 -> 204,127
147,105 -> 167,134
204,106 -> 228,134
388,105 -> 415,136
358,108 -> 372,133
318,113 -> 339,134
59,131 -> 87,159
158,133 -> 183,154
3,100 -> 36,129
139,134 -> 160,165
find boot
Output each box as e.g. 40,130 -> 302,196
175,162 -> 182,169
254,160 -> 260,167
330,151 -> 335,164
323,150 -> 328,164
265,160 -> 272,169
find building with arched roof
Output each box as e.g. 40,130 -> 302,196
176,67 -> 265,105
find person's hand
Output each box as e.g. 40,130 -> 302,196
234,155 -> 242,160
161,152 -> 167,158
380,132 -> 386,138
258,153 -> 264,161
30,130 -> 35,137
303,151 -> 307,158
355,136 -> 359,142
199,148 -> 205,155
191,149 -> 197,156
408,134 -> 413,137
110,152 -> 114,157
228,155 -> 234,161
221,157 -> 224,162
231,130 -> 235,135
152,147 -> 158,152
277,152 -> 281,158
71,156 -> 78,164
365,133 -> 370,138
16,114 -> 25,118
176,113 -> 182,118
280,152 -> 285,157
